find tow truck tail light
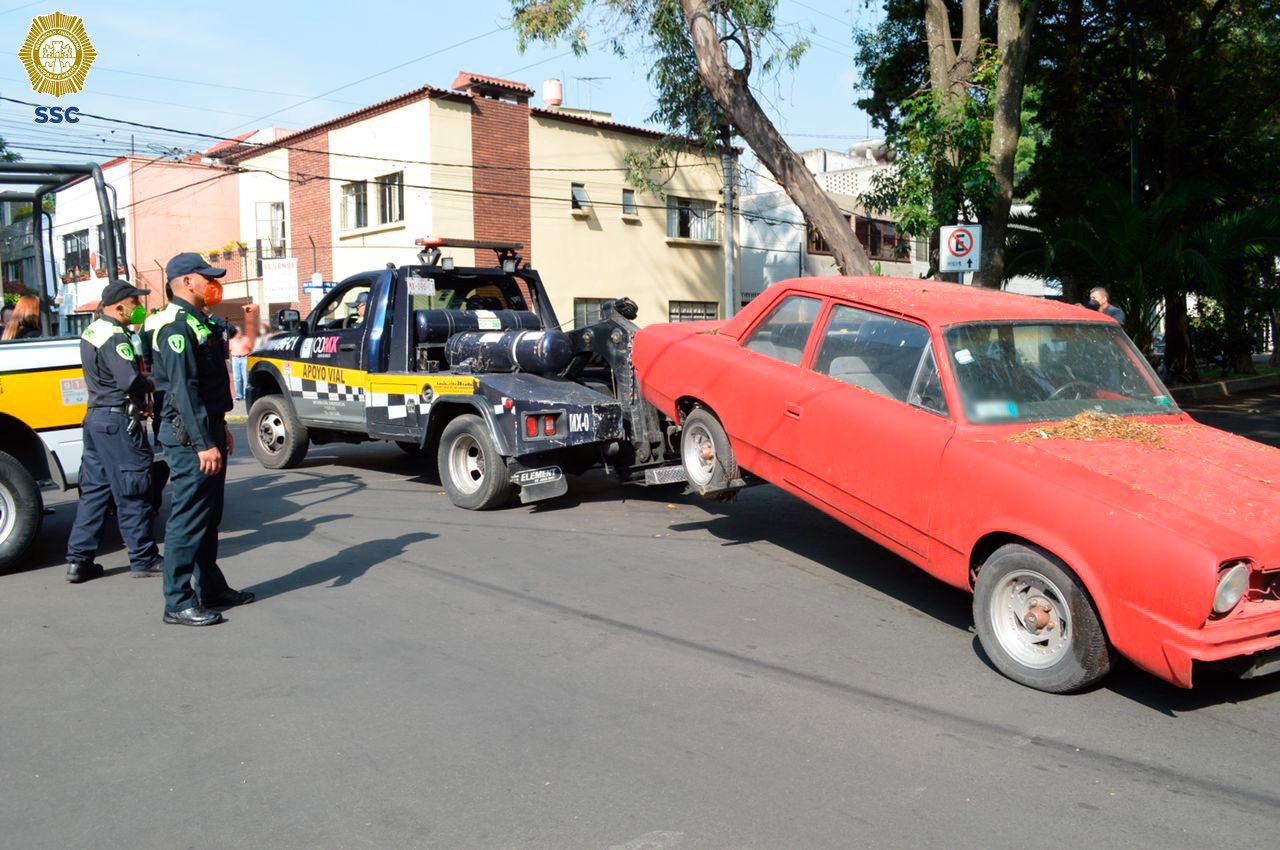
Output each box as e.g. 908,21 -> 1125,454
543,414 -> 557,436
525,416 -> 539,438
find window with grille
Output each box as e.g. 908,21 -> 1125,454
377,172 -> 404,223
573,297 -> 611,328
341,181 -> 368,230
668,300 -> 719,322
96,222 -> 126,269
256,201 -> 285,276
63,230 -> 89,276
666,196 -> 716,241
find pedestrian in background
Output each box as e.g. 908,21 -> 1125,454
228,321 -> 252,400
150,253 -> 254,626
64,280 -> 163,582
1089,287 -> 1126,325
2,294 -> 42,340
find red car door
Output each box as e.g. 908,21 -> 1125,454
710,293 -> 826,478
785,303 -> 955,561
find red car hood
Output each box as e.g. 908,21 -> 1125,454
982,421 -> 1280,564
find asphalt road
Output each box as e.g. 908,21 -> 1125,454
1185,388 -> 1280,447
3,418 -> 1280,849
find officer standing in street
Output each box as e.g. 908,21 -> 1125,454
151,253 -> 254,626
65,279 -> 164,582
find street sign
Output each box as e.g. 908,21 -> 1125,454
939,224 -> 982,273
262,257 -> 299,302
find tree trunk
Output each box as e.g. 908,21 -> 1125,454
975,0 -> 1041,289
679,0 -> 871,276
1163,292 -> 1199,385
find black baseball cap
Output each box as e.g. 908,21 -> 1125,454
100,278 -> 149,306
165,252 -> 226,281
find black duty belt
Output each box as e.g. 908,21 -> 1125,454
89,405 -> 127,414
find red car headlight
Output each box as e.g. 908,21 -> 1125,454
1212,560 -> 1251,616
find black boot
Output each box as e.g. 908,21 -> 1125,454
66,561 -> 103,584
162,606 -> 223,627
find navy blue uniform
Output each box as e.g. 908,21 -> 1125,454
150,297 -> 235,612
65,317 -> 162,574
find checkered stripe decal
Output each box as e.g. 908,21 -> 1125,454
299,379 -> 365,403
367,391 -> 427,421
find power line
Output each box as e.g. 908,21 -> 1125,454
0,96 -> 710,174
222,26 -> 508,134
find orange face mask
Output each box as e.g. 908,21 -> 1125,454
202,280 -> 224,308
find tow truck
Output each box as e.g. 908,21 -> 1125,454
0,162 -> 127,570
245,238 -> 688,509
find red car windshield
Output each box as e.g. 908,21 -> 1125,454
944,321 -> 1178,424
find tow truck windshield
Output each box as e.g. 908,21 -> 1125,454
944,321 -> 1177,424
408,272 -> 530,313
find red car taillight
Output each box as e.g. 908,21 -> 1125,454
525,415 -> 539,438
543,414 -> 557,436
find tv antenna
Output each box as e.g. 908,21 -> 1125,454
571,76 -> 611,114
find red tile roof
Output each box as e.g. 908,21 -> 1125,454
451,71 -> 534,96
203,131 -> 256,157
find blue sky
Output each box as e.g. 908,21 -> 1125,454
0,1 -> 880,165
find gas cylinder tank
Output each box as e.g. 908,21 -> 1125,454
445,329 -> 573,375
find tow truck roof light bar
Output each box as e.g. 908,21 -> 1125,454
414,236 -> 524,271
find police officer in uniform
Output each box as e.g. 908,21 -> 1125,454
65,279 -> 164,582
151,253 -> 254,626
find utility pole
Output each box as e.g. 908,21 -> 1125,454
721,125 -> 737,318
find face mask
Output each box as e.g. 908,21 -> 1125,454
202,280 -> 224,308
127,304 -> 147,325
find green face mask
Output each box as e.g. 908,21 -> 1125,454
127,304 -> 147,325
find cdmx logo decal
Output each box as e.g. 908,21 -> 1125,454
18,11 -> 97,98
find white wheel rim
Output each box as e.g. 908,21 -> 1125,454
988,568 -> 1074,669
257,412 -> 287,456
448,433 -> 486,495
0,481 -> 16,546
682,422 -> 717,487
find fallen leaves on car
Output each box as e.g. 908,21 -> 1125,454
1010,412 -> 1164,445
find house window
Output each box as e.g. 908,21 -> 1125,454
669,300 -> 718,322
256,201 -> 285,276
63,229 -> 89,276
573,297 -> 611,328
855,217 -> 906,261
571,183 -> 592,210
377,172 -> 404,224
341,181 -> 368,230
96,222 -> 126,270
622,189 -> 637,215
667,196 -> 716,241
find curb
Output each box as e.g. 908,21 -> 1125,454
226,414 -> 248,424
1171,372 -> 1280,404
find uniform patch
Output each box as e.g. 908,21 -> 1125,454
168,335 -> 186,353
115,342 -> 135,360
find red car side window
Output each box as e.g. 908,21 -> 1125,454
814,304 -> 931,404
742,295 -> 823,366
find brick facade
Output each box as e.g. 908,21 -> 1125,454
287,133 -> 332,313
469,97 -> 532,268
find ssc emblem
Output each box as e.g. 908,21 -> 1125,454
168,336 -> 186,354
115,342 -> 134,361
18,11 -> 97,98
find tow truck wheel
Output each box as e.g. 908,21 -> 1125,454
680,408 -> 738,496
248,395 -> 309,469
438,414 -> 512,511
973,544 -> 1112,693
0,449 -> 43,573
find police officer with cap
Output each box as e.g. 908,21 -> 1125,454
151,253 -> 254,626
65,279 -> 164,582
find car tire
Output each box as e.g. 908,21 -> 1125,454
0,449 -> 43,574
438,414 -> 511,510
973,543 -> 1112,693
680,407 -> 739,496
248,395 -> 309,469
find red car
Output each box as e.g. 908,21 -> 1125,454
633,277 -> 1280,693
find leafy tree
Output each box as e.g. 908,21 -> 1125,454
856,0 -> 1040,287
511,0 -> 873,275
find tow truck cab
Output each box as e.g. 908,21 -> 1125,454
245,239 -> 677,509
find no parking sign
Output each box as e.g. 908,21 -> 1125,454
939,225 -> 982,273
